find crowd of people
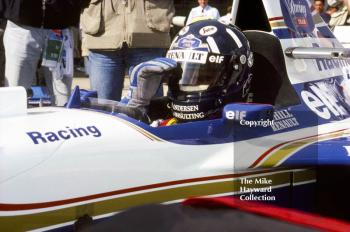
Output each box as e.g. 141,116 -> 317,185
313,0 -> 350,30
0,0 -> 227,105
0,0 -> 350,107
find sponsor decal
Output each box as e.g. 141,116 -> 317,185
173,111 -> 205,120
248,52 -> 254,68
208,55 -> 224,64
171,103 -> 199,112
225,109 -> 274,127
312,43 -> 350,72
27,126 -> 102,145
166,50 -> 208,64
280,0 -> 315,36
314,57 -> 350,72
199,26 -> 218,36
271,110 -> 299,132
240,55 -> 247,65
177,35 -> 201,49
301,80 -> 350,120
225,110 -> 247,121
171,103 -> 205,120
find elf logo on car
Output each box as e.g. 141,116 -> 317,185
301,84 -> 347,119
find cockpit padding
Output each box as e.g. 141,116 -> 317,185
235,0 -> 271,32
243,30 -> 300,107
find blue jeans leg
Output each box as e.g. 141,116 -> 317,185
89,50 -> 125,101
89,48 -> 166,101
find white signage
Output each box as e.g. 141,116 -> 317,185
301,84 -> 348,119
166,50 -> 208,64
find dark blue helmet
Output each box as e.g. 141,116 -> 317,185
166,20 -> 253,122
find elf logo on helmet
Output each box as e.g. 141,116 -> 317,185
199,26 -> 218,36
209,55 -> 224,63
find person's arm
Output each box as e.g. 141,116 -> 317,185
123,58 -> 177,110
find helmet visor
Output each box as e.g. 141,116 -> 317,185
166,50 -> 232,92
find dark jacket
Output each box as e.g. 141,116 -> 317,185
0,0 -> 87,29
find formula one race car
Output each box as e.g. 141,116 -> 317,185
1,0 -> 350,231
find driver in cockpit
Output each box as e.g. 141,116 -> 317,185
121,19 -> 254,126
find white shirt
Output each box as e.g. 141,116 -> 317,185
186,5 -> 220,25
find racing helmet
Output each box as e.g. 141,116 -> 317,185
166,20 -> 253,122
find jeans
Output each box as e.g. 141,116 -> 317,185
89,45 -> 165,101
4,21 -> 72,106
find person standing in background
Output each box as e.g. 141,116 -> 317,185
0,0 -> 85,106
327,0 -> 350,30
186,0 -> 220,25
81,0 -> 175,101
313,0 -> 331,23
